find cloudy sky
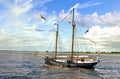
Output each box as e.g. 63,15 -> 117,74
0,0 -> 120,52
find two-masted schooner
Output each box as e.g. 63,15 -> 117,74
44,8 -> 100,69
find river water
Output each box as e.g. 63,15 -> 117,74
0,52 -> 120,79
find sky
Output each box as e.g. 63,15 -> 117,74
0,0 -> 120,52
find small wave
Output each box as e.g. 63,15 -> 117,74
0,76 -> 35,79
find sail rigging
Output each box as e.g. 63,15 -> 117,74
43,8 -> 100,68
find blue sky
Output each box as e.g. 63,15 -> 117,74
0,0 -> 120,52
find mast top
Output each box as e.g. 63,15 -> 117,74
72,8 -> 76,26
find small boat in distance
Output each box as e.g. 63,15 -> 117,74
44,8 -> 100,69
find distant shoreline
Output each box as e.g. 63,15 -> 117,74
0,50 -> 120,55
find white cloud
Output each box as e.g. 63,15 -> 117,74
78,1 -> 101,9
8,0 -> 33,16
59,8 -> 120,27
58,1 -> 120,27
0,33 -> 48,51
85,12 -> 120,26
84,26 -> 120,51
58,1 -> 101,23
0,0 -> 119,52
68,1 -> 101,13
0,0 -> 53,51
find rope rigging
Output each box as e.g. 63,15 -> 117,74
39,9 -> 97,52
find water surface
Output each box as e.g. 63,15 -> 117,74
0,52 -> 120,79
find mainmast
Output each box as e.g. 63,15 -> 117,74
71,8 -> 76,61
54,23 -> 59,59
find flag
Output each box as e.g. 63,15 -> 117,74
40,15 -> 46,21
85,29 -> 89,34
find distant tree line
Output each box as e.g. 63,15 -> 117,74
110,52 -> 120,54
96,51 -> 120,54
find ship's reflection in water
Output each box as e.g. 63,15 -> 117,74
0,52 -> 120,79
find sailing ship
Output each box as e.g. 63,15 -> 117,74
44,8 -> 100,69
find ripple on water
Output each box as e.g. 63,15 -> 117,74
0,53 -> 120,79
